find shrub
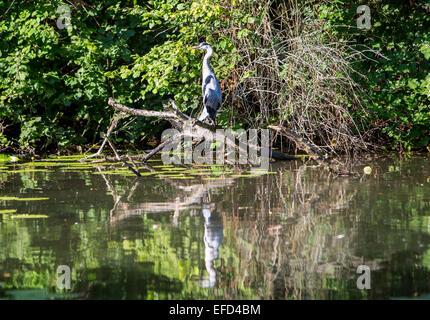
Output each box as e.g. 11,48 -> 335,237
1,0 -> 428,154
317,0 -> 430,151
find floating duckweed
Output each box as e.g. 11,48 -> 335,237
85,162 -> 117,166
0,196 -> 19,201
16,197 -> 50,201
138,172 -> 158,176
44,157 -> 85,161
185,169 -> 212,173
10,214 -> 49,219
0,196 -> 50,201
152,165 -> 175,168
230,174 -> 260,178
92,171 -> 135,176
161,167 -> 188,171
19,162 -> 64,167
0,209 -> 17,214
158,169 -> 187,174
0,169 -> 54,173
51,155 -> 88,159
158,175 -> 194,179
59,162 -> 96,167
92,170 -> 124,174
15,161 -> 110,168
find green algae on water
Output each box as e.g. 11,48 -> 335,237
0,169 -> 54,173
0,209 -> 17,214
230,174 -> 261,178
0,196 -> 49,201
10,214 -> 49,219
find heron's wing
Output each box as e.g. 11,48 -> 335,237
204,90 -> 221,109
203,75 -> 221,108
202,75 -> 215,102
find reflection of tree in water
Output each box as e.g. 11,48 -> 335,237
98,161 -> 365,299
99,164 -> 226,292
75,160 -> 430,299
2,157 -> 430,299
77,163 -> 232,298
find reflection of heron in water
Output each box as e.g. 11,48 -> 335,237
200,203 -> 223,288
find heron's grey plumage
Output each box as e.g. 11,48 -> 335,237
194,43 -> 222,123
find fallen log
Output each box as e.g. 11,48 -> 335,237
268,125 -> 351,175
80,98 -> 299,171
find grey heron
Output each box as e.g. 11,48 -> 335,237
191,42 -> 222,125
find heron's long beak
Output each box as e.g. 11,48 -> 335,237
190,46 -> 200,50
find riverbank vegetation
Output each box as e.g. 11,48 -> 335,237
0,0 -> 429,156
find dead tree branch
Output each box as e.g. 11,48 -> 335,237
268,125 -> 351,175
80,97 -> 346,174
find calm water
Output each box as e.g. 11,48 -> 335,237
0,154 -> 430,299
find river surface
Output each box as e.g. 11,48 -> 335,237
0,153 -> 429,299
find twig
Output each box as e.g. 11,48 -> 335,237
268,125 -> 351,175
139,133 -> 184,162
105,135 -> 141,177
80,112 -> 126,162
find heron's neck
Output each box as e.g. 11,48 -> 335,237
202,48 -> 213,77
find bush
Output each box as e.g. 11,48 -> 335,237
317,0 -> 430,151
0,1 -> 161,152
1,0 -> 428,154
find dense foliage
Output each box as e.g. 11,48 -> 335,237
0,0 -> 429,154
0,0 -> 160,152
318,0 -> 430,151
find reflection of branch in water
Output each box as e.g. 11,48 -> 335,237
95,167 -> 140,219
95,159 -> 375,298
199,204 -> 223,288
98,163 -> 226,288
101,163 -> 236,224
